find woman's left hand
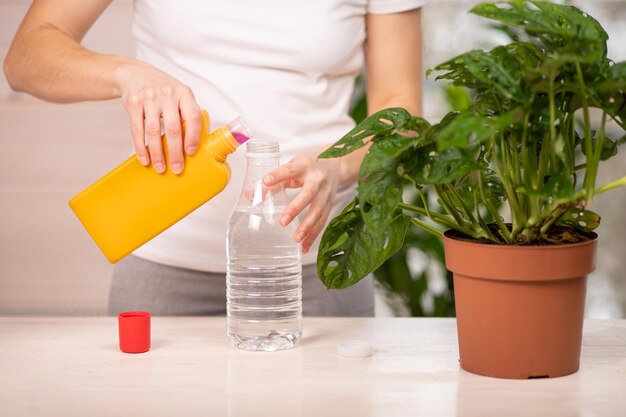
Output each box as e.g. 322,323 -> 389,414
263,155 -> 341,254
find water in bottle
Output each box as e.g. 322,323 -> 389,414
226,141 -> 302,351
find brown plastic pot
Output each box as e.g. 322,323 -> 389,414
443,230 -> 598,379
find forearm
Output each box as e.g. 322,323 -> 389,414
327,7 -> 422,189
4,25 -> 135,103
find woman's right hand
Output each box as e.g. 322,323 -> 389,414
116,62 -> 203,174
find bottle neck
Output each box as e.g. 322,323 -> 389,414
239,142 -> 284,208
245,144 -> 280,180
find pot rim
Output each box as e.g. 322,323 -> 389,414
443,229 -> 598,250
443,229 -> 599,280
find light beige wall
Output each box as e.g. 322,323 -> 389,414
0,1 -> 134,314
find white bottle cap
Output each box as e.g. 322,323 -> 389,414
337,340 -> 374,358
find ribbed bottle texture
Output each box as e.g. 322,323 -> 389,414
226,142 -> 302,351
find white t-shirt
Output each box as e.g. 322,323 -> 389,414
132,0 -> 425,272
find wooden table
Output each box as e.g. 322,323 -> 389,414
1,317 -> 624,416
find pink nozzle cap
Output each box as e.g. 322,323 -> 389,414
227,116 -> 253,145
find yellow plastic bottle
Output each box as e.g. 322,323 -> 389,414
69,110 -> 252,263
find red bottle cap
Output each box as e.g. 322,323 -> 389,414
118,311 -> 151,353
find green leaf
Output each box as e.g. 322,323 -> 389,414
402,117 -> 433,135
592,61 -> 626,128
557,208 -> 601,232
517,173 -> 575,202
399,144 -> 485,186
554,133 -> 570,168
471,1 -> 608,64
317,199 -> 411,289
428,53 -> 487,90
444,85 -> 472,111
318,108 -> 412,159
437,108 -> 521,151
398,111 -> 489,186
489,23 -> 525,42
358,134 -> 419,233
430,42 -> 548,109
581,137 -> 618,161
431,49 -> 525,101
482,170 -> 507,203
455,170 -> 506,214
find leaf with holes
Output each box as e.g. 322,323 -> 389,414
437,108 -> 521,151
318,108 -> 413,159
358,133 -> 420,233
401,117 -> 432,137
471,1 -> 608,64
399,143 -> 485,186
317,198 -> 411,289
430,48 -> 527,102
592,61 -> 626,129
427,53 -> 488,91
557,208 -> 600,232
315,1 -> 626,290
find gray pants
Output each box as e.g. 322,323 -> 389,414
108,255 -> 374,317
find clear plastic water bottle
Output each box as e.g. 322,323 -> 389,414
226,141 -> 302,351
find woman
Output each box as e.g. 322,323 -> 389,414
4,0 -> 424,316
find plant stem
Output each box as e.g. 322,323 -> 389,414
507,134 -> 532,219
521,111 -> 532,184
478,171 -> 512,243
418,189 -> 432,219
446,183 -> 481,228
586,112 -> 607,201
434,185 -> 465,226
521,109 -> 541,223
539,204 -> 569,235
509,133 -> 521,185
537,131 -> 550,183
494,133 -> 525,233
398,202 -> 456,228
473,188 -> 498,242
576,62 -> 595,203
564,113 -> 576,172
505,132 -> 526,215
398,203 -> 480,238
548,69 -> 558,170
398,202 -> 449,223
594,176 -> 626,195
409,218 -> 443,238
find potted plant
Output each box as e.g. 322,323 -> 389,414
316,0 -> 626,379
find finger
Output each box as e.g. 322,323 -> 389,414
279,186 -> 317,227
125,95 -> 149,166
263,161 -> 306,186
179,91 -> 202,156
144,105 -> 165,173
301,215 -> 327,254
162,103 -> 184,174
294,202 -> 326,244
